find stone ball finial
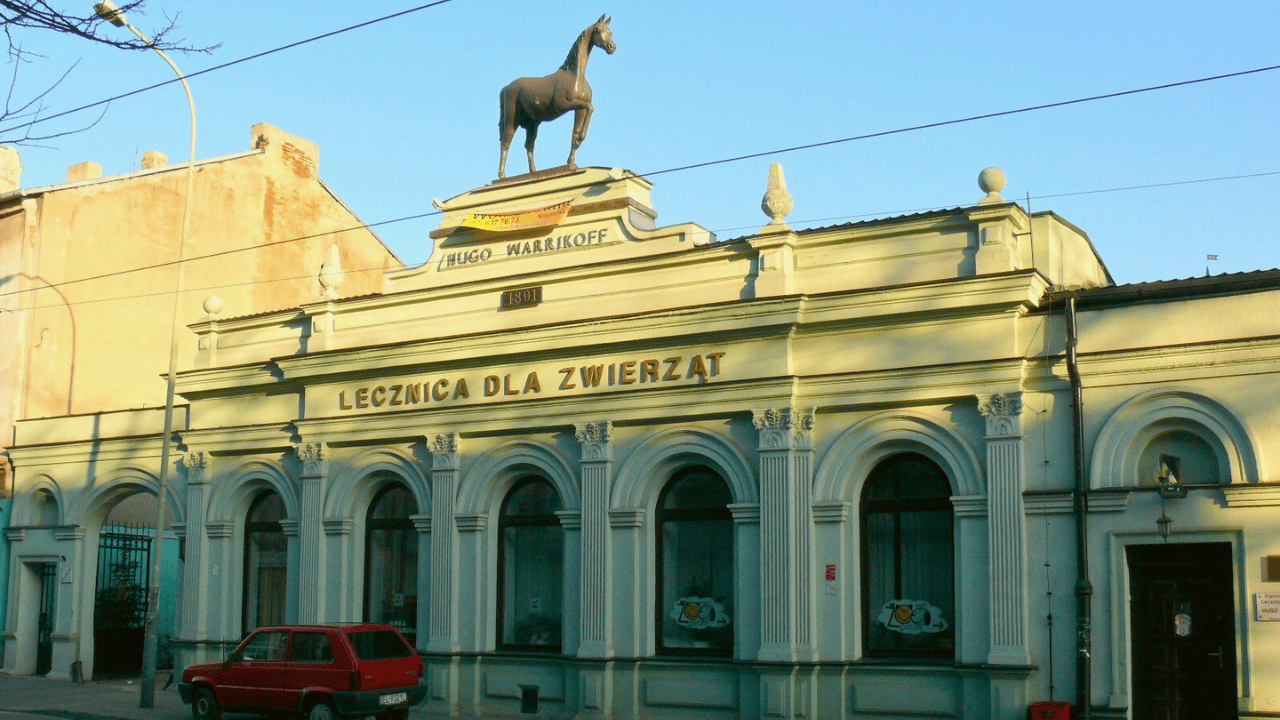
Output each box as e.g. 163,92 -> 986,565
202,295 -> 223,317
760,162 -> 793,231
978,166 -> 1007,204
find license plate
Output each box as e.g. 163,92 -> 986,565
380,692 -> 407,706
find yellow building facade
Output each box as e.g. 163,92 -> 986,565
5,163 -> 1280,720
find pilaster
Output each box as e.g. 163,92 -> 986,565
978,392 -> 1031,666
427,433 -> 461,654
295,442 -> 329,622
411,514 -> 431,651
753,407 -> 817,662
575,421 -> 614,659
180,451 -> 211,640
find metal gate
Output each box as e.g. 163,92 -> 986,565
94,523 -> 152,676
36,562 -> 57,676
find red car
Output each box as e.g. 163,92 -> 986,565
178,623 -> 426,720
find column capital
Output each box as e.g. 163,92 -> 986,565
53,524 -> 86,541
977,392 -> 1024,439
575,421 -> 614,462
555,509 -> 583,530
752,407 -> 816,451
279,519 -> 300,537
183,451 -> 212,484
323,518 -> 354,536
295,442 -> 330,477
728,502 -> 761,525
428,433 -> 460,470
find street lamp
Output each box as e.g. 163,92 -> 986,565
93,1 -> 197,708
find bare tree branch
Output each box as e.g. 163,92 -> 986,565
0,1 -> 217,145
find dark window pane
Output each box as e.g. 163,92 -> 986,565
498,478 -> 564,651
365,481 -> 418,646
657,468 -> 734,655
244,491 -> 286,633
502,480 -> 562,517
349,629 -> 415,660
861,453 -> 954,658
288,632 -> 334,663
661,470 -> 733,510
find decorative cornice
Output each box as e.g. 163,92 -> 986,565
429,433 -> 460,471
811,500 -> 850,524
170,522 -> 187,539
950,495 -> 989,518
575,422 -> 614,462
555,510 -> 583,530
1086,492 -> 1130,513
977,392 -> 1023,439
1024,492 -> 1075,515
279,519 -> 300,537
728,502 -> 761,524
5,528 -> 27,542
410,514 -> 432,533
205,522 -> 235,539
53,525 -> 86,541
608,508 -> 646,528
323,518 -> 354,536
752,407 -> 816,451
455,513 -> 487,532
1221,483 -> 1280,508
295,442 -> 330,478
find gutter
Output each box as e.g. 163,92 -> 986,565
1064,296 -> 1093,718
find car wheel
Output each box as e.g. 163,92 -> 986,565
307,699 -> 340,720
191,688 -> 221,720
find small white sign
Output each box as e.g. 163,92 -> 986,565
1256,592 -> 1280,622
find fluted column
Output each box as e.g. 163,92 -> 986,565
295,442 -> 329,622
575,421 -> 614,658
427,433 -> 461,653
753,407 -> 817,662
180,451 -> 211,642
978,392 -> 1031,666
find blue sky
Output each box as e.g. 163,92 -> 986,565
5,0 -> 1278,283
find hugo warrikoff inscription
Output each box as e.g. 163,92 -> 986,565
498,14 -> 616,179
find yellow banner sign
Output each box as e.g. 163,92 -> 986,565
461,200 -> 573,233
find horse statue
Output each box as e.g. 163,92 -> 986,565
498,14 -> 615,179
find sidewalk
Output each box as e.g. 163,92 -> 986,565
0,673 -> 185,720
0,673 -> 510,720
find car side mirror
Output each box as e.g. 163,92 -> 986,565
225,651 -> 242,665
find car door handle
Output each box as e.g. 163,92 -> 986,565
1206,646 -> 1224,669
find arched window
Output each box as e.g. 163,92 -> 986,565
243,491 -> 287,633
364,482 -> 419,646
656,466 -> 734,656
861,453 -> 954,659
497,477 -> 563,651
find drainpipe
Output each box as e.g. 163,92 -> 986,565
1065,296 -> 1093,719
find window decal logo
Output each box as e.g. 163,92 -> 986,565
878,599 -> 948,634
671,597 -> 731,629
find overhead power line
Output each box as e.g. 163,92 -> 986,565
0,0 -> 463,139
0,62 -> 1277,301
4,167 -> 1278,312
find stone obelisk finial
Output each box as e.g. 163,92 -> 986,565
760,162 -> 793,231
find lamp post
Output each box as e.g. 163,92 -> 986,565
93,1 -> 196,708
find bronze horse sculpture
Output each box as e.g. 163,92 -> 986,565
498,14 -> 615,179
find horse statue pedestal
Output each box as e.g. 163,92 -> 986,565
489,164 -> 583,187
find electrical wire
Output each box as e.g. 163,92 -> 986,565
0,61 -> 1277,301
0,0 -> 463,139
2,166 -> 1278,313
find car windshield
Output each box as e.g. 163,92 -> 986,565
348,629 -> 415,660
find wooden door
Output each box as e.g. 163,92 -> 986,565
1128,542 -> 1238,720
